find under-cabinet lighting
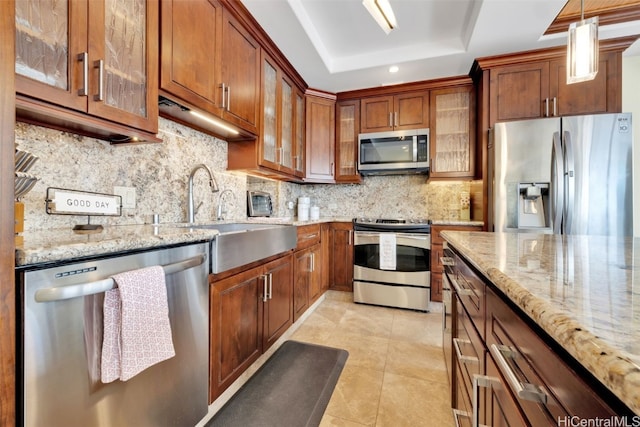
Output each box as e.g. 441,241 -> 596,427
566,0 -> 598,84
189,110 -> 240,135
363,0 -> 397,34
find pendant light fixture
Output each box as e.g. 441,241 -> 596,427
566,0 -> 599,84
363,0 -> 397,35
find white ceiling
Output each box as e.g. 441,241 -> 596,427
241,0 -> 640,93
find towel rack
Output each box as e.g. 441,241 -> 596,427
34,253 -> 207,303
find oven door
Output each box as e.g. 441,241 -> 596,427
353,231 -> 430,287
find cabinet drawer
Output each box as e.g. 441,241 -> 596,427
444,247 -> 485,339
455,295 -> 485,415
486,287 -> 616,424
296,224 -> 321,250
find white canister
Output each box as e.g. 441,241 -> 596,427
298,204 -> 310,221
310,206 -> 320,220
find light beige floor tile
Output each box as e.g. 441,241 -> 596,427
338,305 -> 395,338
290,323 -> 333,345
324,331 -> 390,372
324,363 -> 384,426
391,310 -> 443,346
375,372 -> 454,427
385,340 -> 448,384
320,414 -> 370,427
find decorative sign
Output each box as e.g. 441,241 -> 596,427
46,188 -> 122,217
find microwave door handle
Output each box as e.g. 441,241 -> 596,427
413,135 -> 418,162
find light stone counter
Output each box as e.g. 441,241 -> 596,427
441,230 -> 640,416
15,225 -> 219,267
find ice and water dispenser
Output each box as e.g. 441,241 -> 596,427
517,183 -> 549,229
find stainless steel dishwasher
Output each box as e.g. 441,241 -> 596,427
18,242 -> 210,427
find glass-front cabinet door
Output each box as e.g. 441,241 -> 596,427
15,0 -> 157,134
293,91 -> 305,177
280,76 -> 294,173
429,85 -> 475,179
260,53 -> 280,171
336,99 -> 362,183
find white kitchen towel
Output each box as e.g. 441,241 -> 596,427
379,233 -> 397,270
101,265 -> 175,383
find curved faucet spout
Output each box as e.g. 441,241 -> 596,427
187,164 -> 219,223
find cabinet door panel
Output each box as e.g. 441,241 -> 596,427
394,91 -> 429,130
210,268 -> 263,400
160,0 -> 221,112
294,90 -> 305,177
221,10 -> 260,133
490,62 -> 549,124
293,249 -> 310,321
88,0 -> 158,132
15,0 -> 88,111
330,223 -> 353,292
280,76 -> 294,172
360,95 -> 393,133
549,52 -> 619,116
336,100 -> 361,183
260,54 -> 279,168
263,256 -> 293,349
305,94 -> 335,182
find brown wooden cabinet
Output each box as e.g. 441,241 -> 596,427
447,245 -> 622,426
209,254 -> 293,401
335,100 -> 362,183
16,0 -> 159,142
304,90 -> 336,183
360,91 -> 429,133
430,224 -> 482,302
429,85 -> 476,179
328,222 -> 354,292
293,224 -> 323,321
483,50 -> 623,126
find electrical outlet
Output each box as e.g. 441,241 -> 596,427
114,186 -> 136,209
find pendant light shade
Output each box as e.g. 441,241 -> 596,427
566,1 -> 599,84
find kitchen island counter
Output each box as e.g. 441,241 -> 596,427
441,230 -> 640,416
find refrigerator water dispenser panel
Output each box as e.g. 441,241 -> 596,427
518,183 -> 549,229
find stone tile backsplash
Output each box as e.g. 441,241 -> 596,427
15,118 -> 480,231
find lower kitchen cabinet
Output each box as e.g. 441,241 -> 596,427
209,253 -> 293,401
327,222 -> 354,292
431,224 -> 482,302
445,244 -> 622,426
293,224 -> 323,321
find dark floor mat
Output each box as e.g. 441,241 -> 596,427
207,340 -> 349,427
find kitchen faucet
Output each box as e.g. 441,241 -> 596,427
216,189 -> 235,220
187,164 -> 218,223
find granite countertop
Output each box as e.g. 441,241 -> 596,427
441,230 -> 640,416
14,217 -> 358,267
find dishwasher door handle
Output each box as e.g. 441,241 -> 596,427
34,253 -> 207,303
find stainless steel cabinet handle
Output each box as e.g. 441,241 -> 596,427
472,375 -> 496,427
552,97 -> 557,116
226,85 -> 231,111
440,256 -> 454,266
262,274 -> 268,302
268,273 -> 273,300
394,111 -> 398,127
453,338 -> 478,364
310,253 -> 315,272
220,83 -> 226,109
452,409 -> 471,427
544,98 -> 549,117
490,344 -> 548,404
449,273 -> 474,297
77,52 -> 88,96
348,230 -> 353,246
389,112 -> 393,127
34,253 -> 206,303
94,59 -> 104,102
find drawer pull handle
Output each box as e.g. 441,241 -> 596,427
452,409 -> 471,427
490,344 -> 548,404
473,375 -> 496,427
448,273 -> 474,297
440,256 -> 454,266
453,338 -> 478,364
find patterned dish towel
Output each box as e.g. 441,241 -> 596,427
101,265 -> 175,383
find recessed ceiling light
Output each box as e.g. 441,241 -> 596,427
389,65 -> 399,73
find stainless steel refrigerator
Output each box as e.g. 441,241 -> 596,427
488,113 -> 633,236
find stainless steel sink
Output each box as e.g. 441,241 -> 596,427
180,222 -> 297,273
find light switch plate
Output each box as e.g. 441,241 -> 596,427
114,186 -> 136,209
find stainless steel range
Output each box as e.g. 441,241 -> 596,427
352,218 -> 431,311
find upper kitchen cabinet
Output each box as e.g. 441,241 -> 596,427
304,89 -> 336,183
360,91 -> 429,133
159,0 -> 260,139
471,37 -> 637,126
227,49 -> 306,181
335,99 -> 362,183
429,84 -> 476,179
15,0 -> 160,142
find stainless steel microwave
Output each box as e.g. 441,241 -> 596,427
247,191 -> 273,217
357,128 -> 430,175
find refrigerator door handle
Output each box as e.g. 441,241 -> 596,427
563,130 -> 576,234
551,131 -> 564,234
